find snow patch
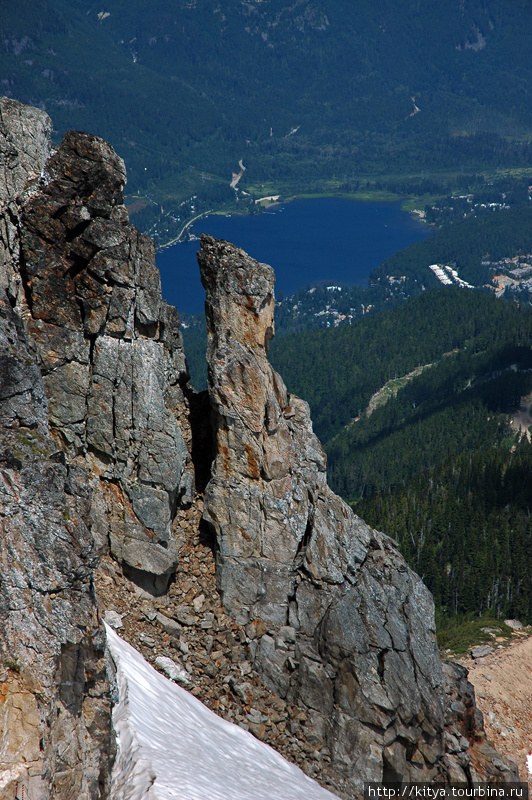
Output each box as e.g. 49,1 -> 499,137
106,624 -> 340,800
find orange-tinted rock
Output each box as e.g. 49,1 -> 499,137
198,234 -> 519,793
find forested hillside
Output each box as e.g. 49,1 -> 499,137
360,439 -> 532,624
270,289 -> 532,625
326,343 -> 532,497
269,288 -> 532,441
3,0 -> 532,239
373,204 -> 532,290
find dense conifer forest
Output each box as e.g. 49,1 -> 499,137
270,289 -> 532,626
269,289 -> 532,440
359,439 -> 532,625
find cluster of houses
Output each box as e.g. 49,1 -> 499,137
483,255 -> 532,297
428,264 -> 474,288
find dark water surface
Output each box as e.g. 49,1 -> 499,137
156,197 -> 431,315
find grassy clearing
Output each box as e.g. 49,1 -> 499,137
366,364 -> 434,416
436,611 -> 516,655
401,195 -> 440,213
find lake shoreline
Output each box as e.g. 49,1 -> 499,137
155,190 -> 431,251
156,196 -> 432,316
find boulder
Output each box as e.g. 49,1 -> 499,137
471,645 -> 495,659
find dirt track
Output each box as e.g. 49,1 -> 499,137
459,634 -> 532,786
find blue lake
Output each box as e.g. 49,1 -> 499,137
156,197 -> 431,315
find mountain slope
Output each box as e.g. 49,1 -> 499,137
462,633 -> 532,789
0,98 -> 521,795
107,625 -> 339,800
269,287 -> 532,442
3,0 -> 532,224
270,288 -> 532,625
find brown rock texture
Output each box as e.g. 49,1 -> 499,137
198,233 -> 519,793
457,633 -> 532,789
94,501 -> 356,797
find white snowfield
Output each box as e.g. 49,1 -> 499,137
105,625 -> 341,800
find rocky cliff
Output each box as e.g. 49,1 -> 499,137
198,235 -> 519,791
0,97 -> 520,798
18,125 -> 193,590
0,96 -> 195,799
0,99 -> 114,800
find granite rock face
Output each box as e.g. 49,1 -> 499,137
198,234 -> 519,792
0,294 -> 113,797
0,97 -> 115,800
0,96 -> 194,797
15,125 -> 192,586
0,97 -> 52,306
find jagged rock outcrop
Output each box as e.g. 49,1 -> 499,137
0,96 -> 196,797
440,662 -> 518,783
15,122 -> 192,588
0,98 -> 519,798
198,234 -> 519,792
0,97 -> 115,800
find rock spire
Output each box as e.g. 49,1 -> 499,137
0,98 -> 519,797
0,97 -> 114,800
198,233 -> 519,791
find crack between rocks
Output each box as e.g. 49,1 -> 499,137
12,210 -> 35,317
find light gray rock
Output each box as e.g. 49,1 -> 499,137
198,234 -> 520,793
0,290 -> 49,433
198,235 -> 446,790
12,116 -> 192,581
471,645 -> 494,659
0,314 -> 114,800
155,655 -> 192,687
155,612 -> 182,637
104,610 -> 124,629
503,619 -> 522,630
0,97 -> 52,306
